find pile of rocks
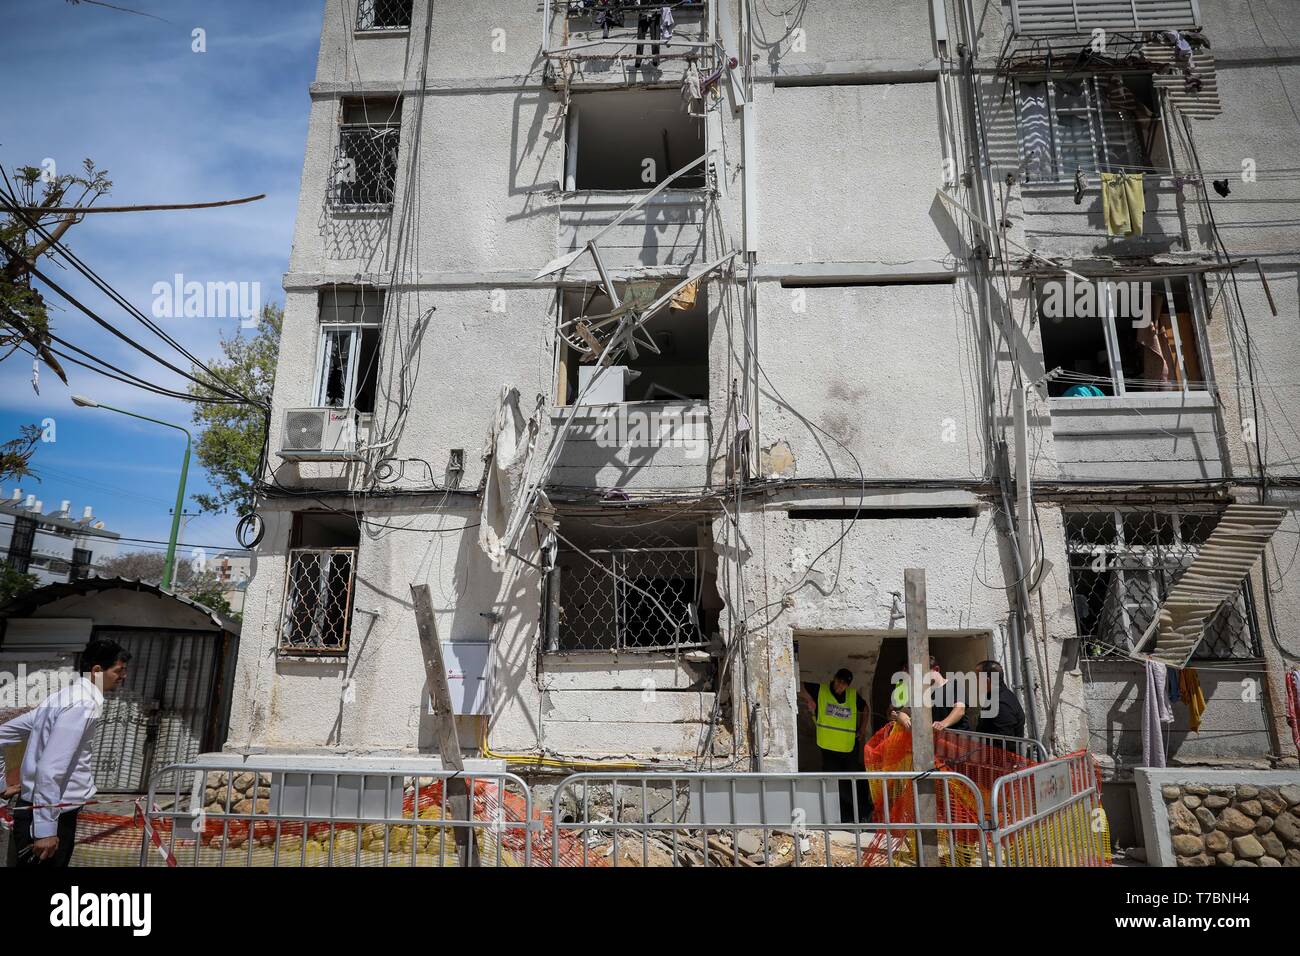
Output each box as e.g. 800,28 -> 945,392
1164,783 -> 1300,867
200,771 -> 273,816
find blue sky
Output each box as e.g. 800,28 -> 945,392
1,1 -> 320,557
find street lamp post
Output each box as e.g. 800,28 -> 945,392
72,395 -> 192,590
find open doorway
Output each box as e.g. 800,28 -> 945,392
793,630 -> 993,773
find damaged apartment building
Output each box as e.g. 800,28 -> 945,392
227,0 -> 1300,841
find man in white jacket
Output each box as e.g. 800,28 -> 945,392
1,638 -> 129,866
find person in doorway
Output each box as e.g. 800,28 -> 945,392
889,656 -> 969,732
799,668 -> 872,822
974,660 -> 1026,749
0,638 -> 130,867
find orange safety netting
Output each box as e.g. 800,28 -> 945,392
21,777 -> 600,868
859,724 -> 1110,867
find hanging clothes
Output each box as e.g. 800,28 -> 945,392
1073,169 -> 1086,205
634,10 -> 662,68
1179,668 -> 1207,733
681,60 -> 702,108
1100,172 -> 1145,237
659,5 -> 675,43
1142,659 -> 1174,768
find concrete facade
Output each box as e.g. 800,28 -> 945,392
226,0 -> 1299,821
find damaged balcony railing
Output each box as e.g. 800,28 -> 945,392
550,532 -> 707,653
279,547 -> 357,655
546,1 -> 713,61
329,124 -> 399,208
1063,508 -> 1259,661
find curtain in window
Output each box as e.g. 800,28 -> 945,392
1017,81 -> 1054,182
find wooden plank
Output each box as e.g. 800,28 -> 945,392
904,568 -> 938,868
410,583 -> 474,867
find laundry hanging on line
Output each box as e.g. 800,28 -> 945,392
1179,668 -> 1207,734
1101,171 -> 1145,237
1142,658 -> 1174,768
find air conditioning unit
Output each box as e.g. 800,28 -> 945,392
578,365 -> 640,405
280,408 -> 359,461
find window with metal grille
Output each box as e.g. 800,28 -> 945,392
1016,75 -> 1162,183
6,515 -> 36,574
356,0 -> 412,31
329,98 -> 401,209
1064,508 -> 1260,660
279,548 -> 357,655
1037,274 -> 1207,397
547,520 -> 716,653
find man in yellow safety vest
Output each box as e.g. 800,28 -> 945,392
799,668 -> 871,821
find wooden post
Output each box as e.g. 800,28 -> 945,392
904,568 -> 938,867
410,584 -> 475,867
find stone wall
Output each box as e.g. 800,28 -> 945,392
1135,768 -> 1300,867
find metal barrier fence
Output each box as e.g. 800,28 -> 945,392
551,771 -> 989,867
131,748 -> 1107,868
989,751 -> 1110,867
139,762 -> 541,868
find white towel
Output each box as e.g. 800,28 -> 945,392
1142,659 -> 1172,768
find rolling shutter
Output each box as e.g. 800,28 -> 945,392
1010,0 -> 1201,36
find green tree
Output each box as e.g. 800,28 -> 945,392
0,561 -> 39,609
188,304 -> 281,513
94,550 -> 237,621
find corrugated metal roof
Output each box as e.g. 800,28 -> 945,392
1144,44 -> 1222,119
1010,0 -> 1201,36
1144,504 -> 1286,667
0,575 -> 240,635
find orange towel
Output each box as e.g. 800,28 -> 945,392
1179,668 -> 1206,732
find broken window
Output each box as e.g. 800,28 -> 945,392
330,97 -> 401,208
565,89 -> 706,191
1038,275 -> 1206,397
279,512 -> 361,656
315,288 -> 383,414
556,281 -> 709,405
356,0 -> 412,31
6,515 -> 36,574
1064,508 -> 1258,660
1016,75 -> 1164,183
546,517 -> 719,654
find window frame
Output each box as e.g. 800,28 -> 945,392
354,0 -> 413,34
313,291 -> 384,413
1065,507 -> 1261,660
1015,74 -> 1161,184
1038,273 -> 1212,398
330,98 -> 402,210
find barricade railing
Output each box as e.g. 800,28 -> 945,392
550,771 -> 989,867
138,761 -> 542,868
989,751 -> 1111,866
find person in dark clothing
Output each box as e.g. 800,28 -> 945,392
974,660 -> 1026,752
799,668 -> 873,822
889,656 -> 970,732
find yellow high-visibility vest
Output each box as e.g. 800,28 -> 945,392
815,683 -> 856,753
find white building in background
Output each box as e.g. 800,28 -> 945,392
212,551 -> 253,615
0,488 -> 119,588
224,0 -> 1300,849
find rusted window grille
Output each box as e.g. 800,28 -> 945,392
330,124 -> 400,208
356,0 -> 412,31
550,531 -> 707,653
279,547 -> 357,655
1064,508 -> 1260,660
